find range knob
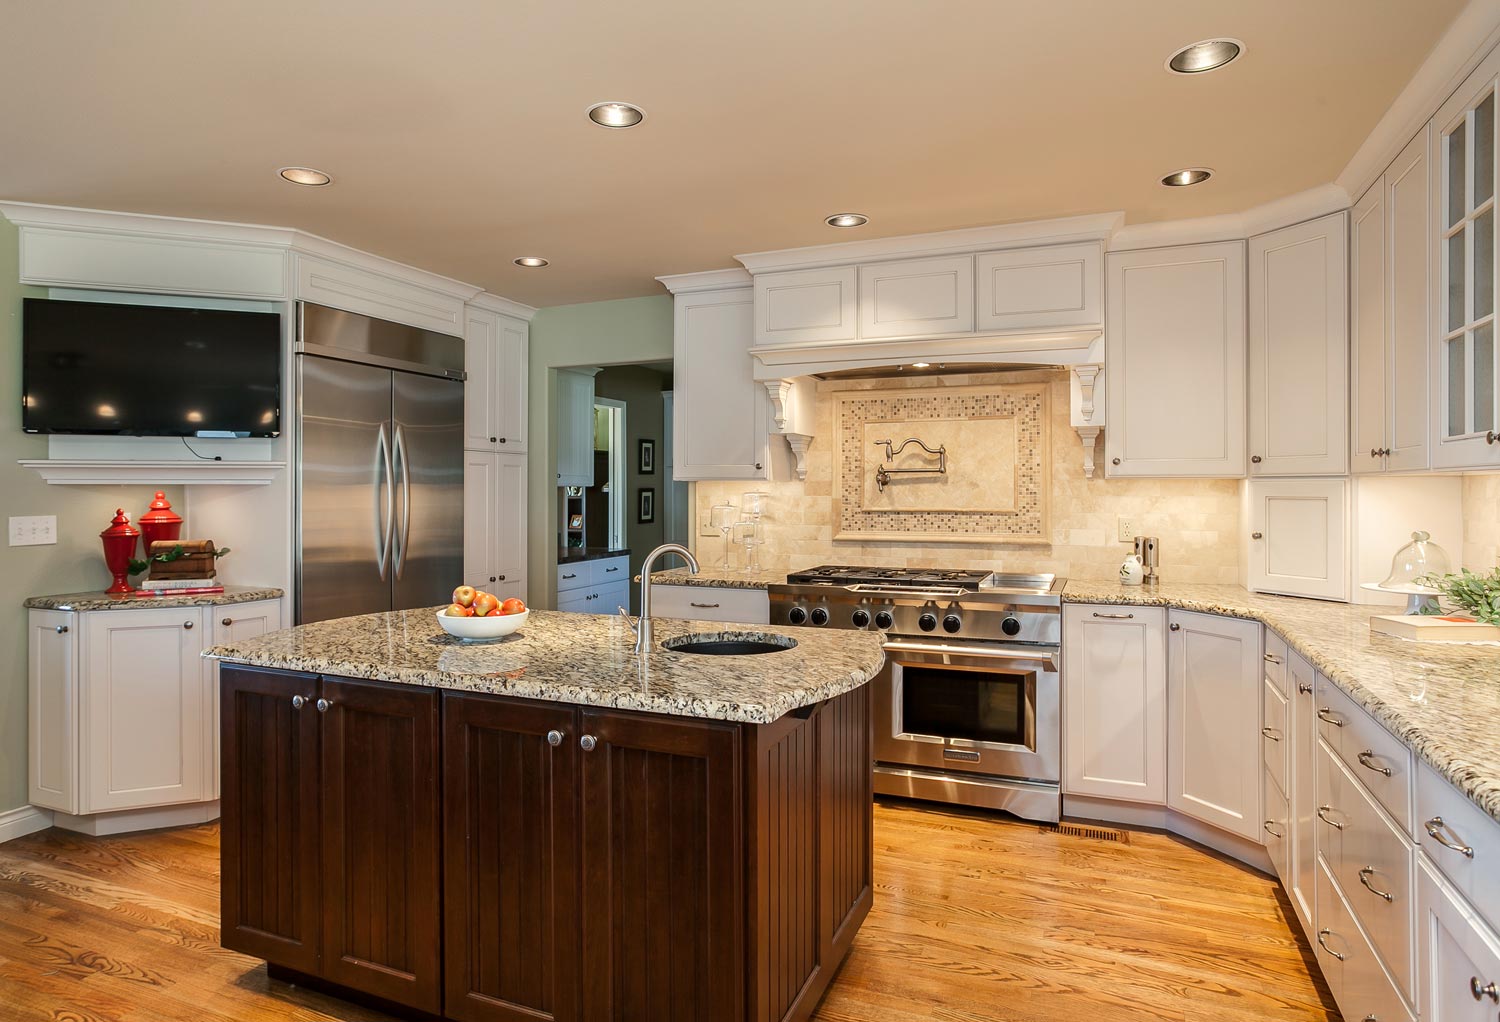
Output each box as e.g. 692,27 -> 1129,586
810,607 -> 829,626
1001,616 -> 1022,637
874,610 -> 894,630
788,607 -> 807,625
851,609 -> 870,628
918,613 -> 938,632
942,614 -> 962,634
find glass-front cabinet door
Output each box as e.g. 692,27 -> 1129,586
1434,47 -> 1499,468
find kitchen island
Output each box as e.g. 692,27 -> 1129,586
206,608 -> 885,1022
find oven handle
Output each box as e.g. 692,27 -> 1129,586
883,640 -> 1058,670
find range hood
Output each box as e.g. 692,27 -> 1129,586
749,329 -> 1100,382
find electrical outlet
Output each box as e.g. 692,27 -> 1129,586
1117,515 -> 1137,544
699,513 -> 719,539
9,515 -> 57,547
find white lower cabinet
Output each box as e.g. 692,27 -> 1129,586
1288,649 -> 1319,936
556,555 -> 630,615
1246,478 -> 1349,601
208,603 -> 281,800
1418,857 -> 1500,1022
1317,858 -> 1417,1022
27,610 -> 78,813
1166,610 -> 1262,841
1061,605 -> 1166,804
648,584 -> 770,625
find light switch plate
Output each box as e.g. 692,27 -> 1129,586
9,515 -> 58,546
1117,515 -> 1137,544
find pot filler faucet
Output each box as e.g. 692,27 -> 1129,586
620,543 -> 700,654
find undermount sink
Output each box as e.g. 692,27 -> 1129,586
662,633 -> 798,656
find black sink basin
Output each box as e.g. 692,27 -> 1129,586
662,633 -> 797,656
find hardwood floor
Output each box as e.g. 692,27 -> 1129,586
0,801 -> 1338,1022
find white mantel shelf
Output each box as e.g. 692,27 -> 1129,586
20,459 -> 286,486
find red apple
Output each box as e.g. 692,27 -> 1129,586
500,597 -> 526,616
472,592 -> 500,617
452,585 -> 478,608
443,603 -> 474,617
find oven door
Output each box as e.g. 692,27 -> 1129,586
874,640 -> 1059,783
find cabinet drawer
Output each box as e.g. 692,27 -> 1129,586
650,585 -> 771,625
1263,769 -> 1290,883
557,563 -> 590,592
1318,739 -> 1416,1001
1316,673 -> 1414,832
1417,856 -> 1500,1022
1262,630 -> 1289,696
1263,678 -> 1289,798
590,556 -> 629,588
1418,760 -> 1500,931
1317,858 -> 1416,1022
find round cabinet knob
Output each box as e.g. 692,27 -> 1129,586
498,437 -> 507,444
810,607 -> 829,626
918,613 -> 938,633
546,729 -> 564,747
787,607 -> 807,625
1371,448 -> 1382,458
1471,976 -> 1499,1002
490,576 -> 497,582
221,617 -> 233,627
291,695 -> 306,709
1486,431 -> 1498,446
1001,617 -> 1022,637
754,462 -> 763,470
851,609 -> 870,628
942,614 -> 962,634
1170,623 -> 1181,631
55,624 -> 69,634
1111,457 -> 1121,466
316,698 -> 332,713
183,620 -> 194,630
1251,531 -> 1264,540
489,436 -> 497,443
874,611 -> 894,630
1251,455 -> 1262,464
580,734 -> 597,752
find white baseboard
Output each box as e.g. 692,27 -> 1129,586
0,805 -> 55,844
51,801 -> 220,837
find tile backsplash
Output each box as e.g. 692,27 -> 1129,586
695,370 -> 1242,583
1463,473 -> 1500,570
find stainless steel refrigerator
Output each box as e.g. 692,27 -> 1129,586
295,303 -> 465,624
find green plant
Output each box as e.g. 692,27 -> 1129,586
127,544 -> 231,577
1415,567 -> 1500,625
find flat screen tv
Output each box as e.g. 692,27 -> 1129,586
22,298 -> 281,437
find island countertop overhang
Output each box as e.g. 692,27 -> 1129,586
205,606 -> 885,724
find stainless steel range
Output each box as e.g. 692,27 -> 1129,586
769,565 -> 1064,822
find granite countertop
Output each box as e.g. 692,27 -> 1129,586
558,547 -> 631,565
1066,579 -> 1500,825
650,566 -> 792,589
25,585 -> 285,612
205,607 -> 884,724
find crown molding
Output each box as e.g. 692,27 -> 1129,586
1109,183 -> 1350,251
655,267 -> 753,294
735,212 -> 1124,274
468,291 -> 539,321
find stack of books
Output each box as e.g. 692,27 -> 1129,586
132,577 -> 225,597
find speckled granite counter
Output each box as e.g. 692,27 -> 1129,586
649,566 -> 791,589
206,607 -> 884,724
1066,579 -> 1500,824
25,585 -> 284,612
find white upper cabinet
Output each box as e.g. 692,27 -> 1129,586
1248,213 -> 1348,476
975,242 -> 1102,332
464,309 -> 529,454
555,369 -> 597,488
1247,478 -> 1349,601
673,287 -> 769,481
858,255 -> 975,339
1354,130 -> 1432,473
296,254 -> 466,336
753,266 -> 858,346
1104,242 -> 1247,477
494,315 -> 529,453
1432,46 -> 1500,469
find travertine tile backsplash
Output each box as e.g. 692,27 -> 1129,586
695,370 -> 1242,583
1463,473 -> 1500,570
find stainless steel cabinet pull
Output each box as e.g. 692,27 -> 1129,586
1298,682 -> 1313,695
690,602 -> 721,609
546,729 -> 564,747
1425,817 -> 1475,858
1316,805 -> 1344,830
579,734 -> 597,752
1263,820 -> 1284,837
221,617 -> 233,627
1263,653 -> 1283,664
1317,708 -> 1345,727
1316,929 -> 1345,961
1261,727 -> 1281,742
54,624 -> 68,634
183,620 -> 194,630
1471,977 -> 1498,1002
1169,623 -> 1181,631
1251,531 -> 1264,539
1091,612 -> 1134,620
316,698 -> 332,713
1357,750 -> 1393,777
1358,867 -> 1394,902
291,695 -> 307,709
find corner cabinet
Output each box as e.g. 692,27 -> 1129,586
1104,242 -> 1247,477
1431,45 -> 1500,469
672,286 -> 770,481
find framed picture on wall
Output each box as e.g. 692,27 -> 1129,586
638,487 -> 656,524
638,438 -> 656,475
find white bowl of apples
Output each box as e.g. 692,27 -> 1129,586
437,586 -> 529,641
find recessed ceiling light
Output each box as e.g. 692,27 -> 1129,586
278,166 -> 332,186
1161,168 -> 1214,187
825,213 -> 869,228
586,102 -> 645,128
1165,38 -> 1243,75
514,256 -> 549,267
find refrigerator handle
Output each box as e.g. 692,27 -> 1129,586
374,423 -> 394,581
393,423 -> 412,580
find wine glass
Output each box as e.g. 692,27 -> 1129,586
735,519 -> 763,573
710,503 -> 737,568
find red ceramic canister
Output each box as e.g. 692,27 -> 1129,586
139,490 -> 184,554
100,508 -> 140,595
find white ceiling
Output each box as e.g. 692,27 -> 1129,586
0,0 -> 1467,307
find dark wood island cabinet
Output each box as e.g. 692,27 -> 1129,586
219,663 -> 873,1022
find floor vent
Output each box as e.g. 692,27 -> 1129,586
1041,822 -> 1130,844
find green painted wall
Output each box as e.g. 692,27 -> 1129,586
526,295 -> 672,608
0,215 -> 188,815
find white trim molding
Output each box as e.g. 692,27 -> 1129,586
0,806 -> 53,844
655,267 -> 753,294
1109,184 -> 1351,252
749,330 -> 1099,381
21,459 -> 286,486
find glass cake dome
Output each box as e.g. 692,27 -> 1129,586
1366,531 -> 1452,613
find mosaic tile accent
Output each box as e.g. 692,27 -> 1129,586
834,382 -> 1049,543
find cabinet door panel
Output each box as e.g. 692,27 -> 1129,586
1418,857 -> 1500,1022
28,610 -> 78,813
579,709 -> 743,1022
209,600 -> 283,801
465,451 -> 499,589
858,255 -> 974,338
1247,478 -> 1349,601
494,315 -> 529,452
673,288 -> 768,481
1387,129 -> 1431,470
465,309 -> 498,451
555,369 -> 596,488
219,665 -> 322,974
1352,180 -> 1388,472
1288,652 -> 1318,935
753,266 -> 858,346
1167,611 -> 1262,840
443,694 -> 578,1022
320,676 -> 442,1013
975,243 -> 1102,331
494,452 -> 528,587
